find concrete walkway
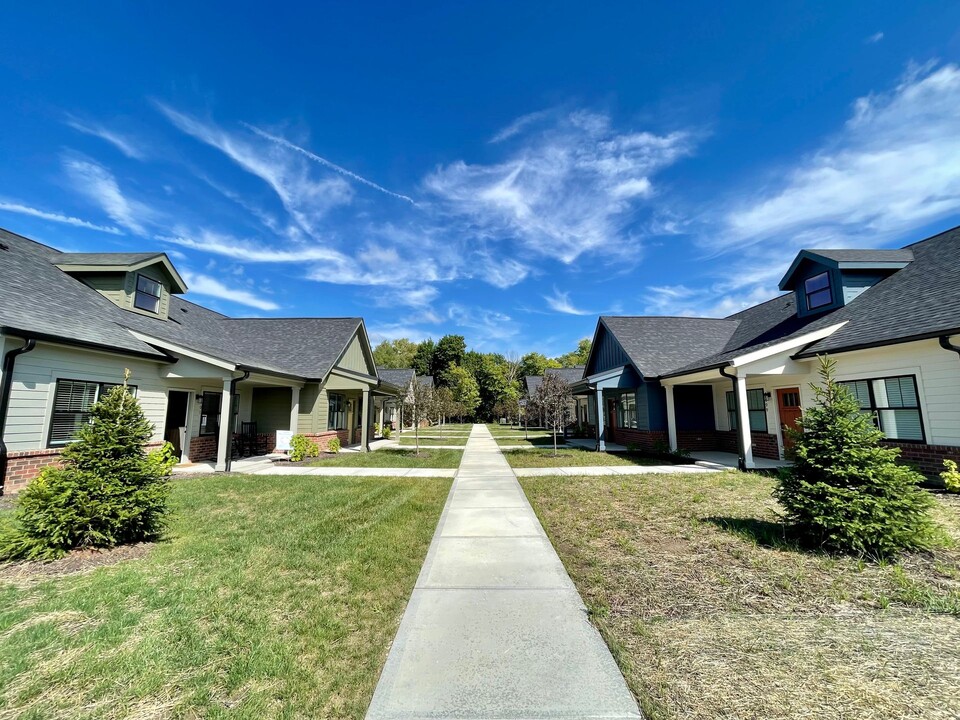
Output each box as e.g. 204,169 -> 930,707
366,424 -> 642,720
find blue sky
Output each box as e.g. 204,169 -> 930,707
3,2 -> 960,355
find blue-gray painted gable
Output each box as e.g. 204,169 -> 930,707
587,323 -> 633,376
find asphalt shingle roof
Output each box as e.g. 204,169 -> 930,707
1,228 -> 369,380
664,226 -> 960,376
53,252 -> 165,266
377,368 -> 415,389
546,366 -> 585,383
806,249 -> 915,263
600,316 -> 740,378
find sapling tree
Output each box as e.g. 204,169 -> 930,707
403,379 -> 438,456
774,356 -> 936,557
534,373 -> 573,456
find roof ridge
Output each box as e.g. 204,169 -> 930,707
0,226 -> 66,255
902,222 -> 960,248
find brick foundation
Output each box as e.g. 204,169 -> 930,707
302,431 -> 345,452
670,428 -> 782,460
2,442 -> 164,494
882,441 -> 960,477
610,427 -> 669,450
188,435 -> 218,462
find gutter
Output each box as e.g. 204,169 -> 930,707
223,370 -> 250,473
939,335 -> 960,361
718,365 -> 747,471
0,336 -> 37,493
0,325 -> 171,363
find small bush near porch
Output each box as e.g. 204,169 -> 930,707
520,471 -> 960,720
0,474 -> 450,718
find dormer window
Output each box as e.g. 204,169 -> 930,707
804,272 -> 832,310
134,274 -> 162,313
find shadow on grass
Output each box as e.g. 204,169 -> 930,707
703,516 -> 806,552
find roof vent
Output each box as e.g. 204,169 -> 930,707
0,242 -> 9,251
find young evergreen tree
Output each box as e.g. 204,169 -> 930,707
774,356 -> 936,557
1,372 -> 175,560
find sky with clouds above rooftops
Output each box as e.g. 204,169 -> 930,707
3,2 -> 960,354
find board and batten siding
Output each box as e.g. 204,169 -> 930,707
2,341 -> 170,451
251,387 -> 293,433
297,383 -> 331,433
338,334 -> 373,375
588,325 -> 631,376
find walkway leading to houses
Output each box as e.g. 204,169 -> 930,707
366,424 -> 642,720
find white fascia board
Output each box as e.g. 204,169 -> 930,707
127,330 -> 236,371
729,322 -> 847,369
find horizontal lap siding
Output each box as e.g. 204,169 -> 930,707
3,343 -> 170,451
830,338 -> 960,447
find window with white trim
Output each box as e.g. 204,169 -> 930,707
839,375 -> 924,442
134,274 -> 162,313
199,392 -> 222,436
726,389 -> 768,432
49,380 -> 137,446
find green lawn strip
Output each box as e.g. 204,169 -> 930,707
496,436 -> 568,448
309,448 -> 463,468
519,471 -> 960,720
504,449 -> 664,467
0,474 -> 451,719
397,436 -> 466,447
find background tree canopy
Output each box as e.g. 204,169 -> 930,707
371,335 -> 591,421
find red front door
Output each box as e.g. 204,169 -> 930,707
776,388 -> 803,451
606,398 -> 618,441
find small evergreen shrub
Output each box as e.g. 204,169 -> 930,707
289,434 -> 319,462
942,460 -> 960,493
382,425 -> 392,439
774,356 -> 936,558
328,437 -> 341,454
0,377 -> 174,561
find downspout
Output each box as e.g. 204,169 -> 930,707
0,337 -> 37,493
939,335 -> 960,360
719,365 -> 747,471
223,370 -> 250,473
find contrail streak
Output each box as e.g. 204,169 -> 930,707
242,123 -> 417,205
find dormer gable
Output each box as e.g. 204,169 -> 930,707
54,252 -> 188,321
778,248 -> 913,318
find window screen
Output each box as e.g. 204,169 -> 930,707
804,272 -> 832,310
726,388 -> 768,432
134,274 -> 162,313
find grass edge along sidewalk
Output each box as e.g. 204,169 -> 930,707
519,470 -> 960,720
0,473 -> 451,719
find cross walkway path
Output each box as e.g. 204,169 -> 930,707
366,423 -> 642,719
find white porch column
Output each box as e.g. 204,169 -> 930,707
215,378 -> 233,472
360,389 -> 371,452
378,402 -> 385,435
595,389 -> 606,452
735,375 -> 755,469
665,384 -> 678,452
289,386 -> 300,434
181,393 -> 195,464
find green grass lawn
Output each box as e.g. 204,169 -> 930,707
0,474 -> 451,718
496,436 -> 567,448
397,436 -> 467,447
504,448 -> 665,467
309,448 -> 463,468
520,471 -> 960,720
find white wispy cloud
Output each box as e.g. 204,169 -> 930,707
651,61 -> 960,317
243,124 -> 417,204
181,271 -> 280,311
62,157 -> 152,235
489,109 -> 550,143
155,103 -> 353,234
865,31 -> 884,44
426,109 -> 697,264
717,62 -> 960,252
543,288 -> 596,316
64,116 -> 145,159
447,304 -> 520,349
0,200 -> 123,234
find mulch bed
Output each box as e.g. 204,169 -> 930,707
272,454 -> 337,467
0,542 -> 154,583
